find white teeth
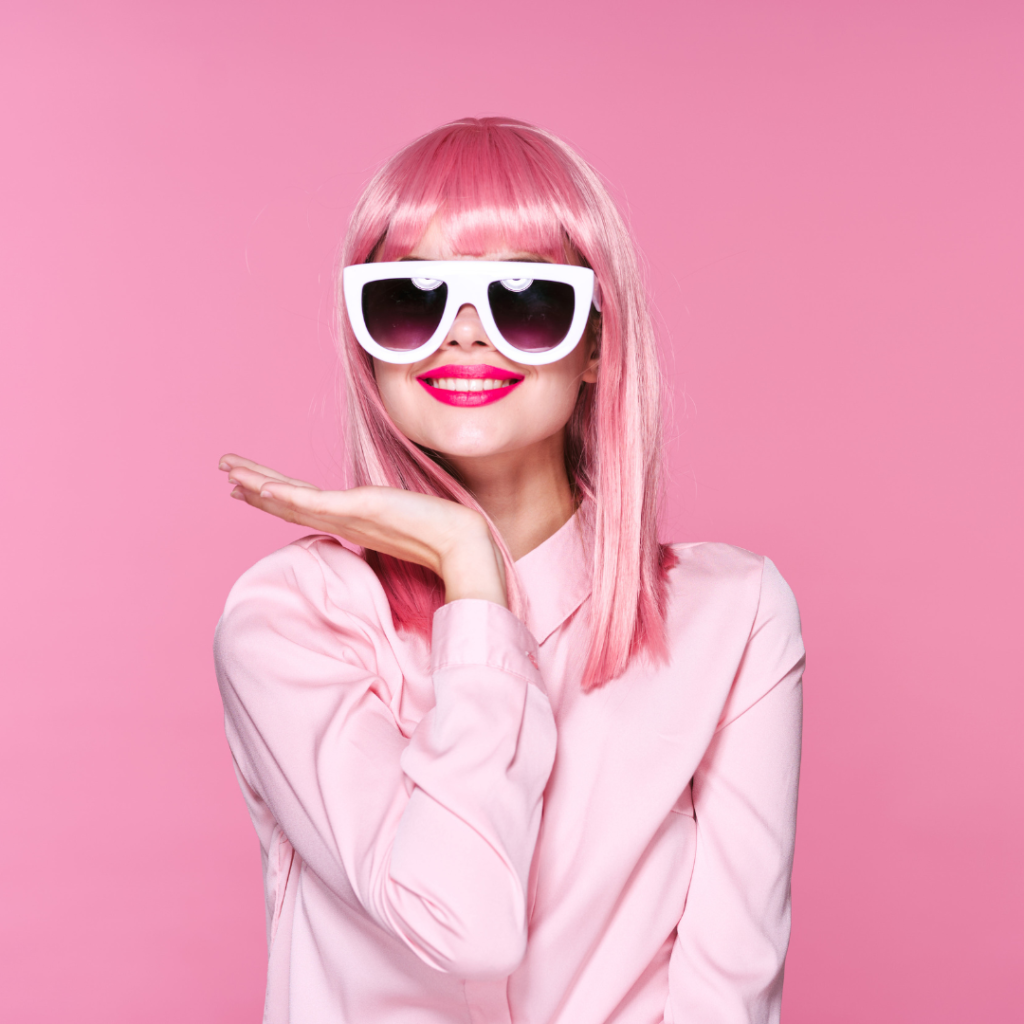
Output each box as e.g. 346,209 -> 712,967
426,377 -> 516,391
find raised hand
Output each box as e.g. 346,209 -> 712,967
219,454 -> 507,607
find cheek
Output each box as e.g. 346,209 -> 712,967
489,370 -> 585,451
526,374 -> 583,433
374,366 -> 424,436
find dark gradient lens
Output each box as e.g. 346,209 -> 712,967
487,279 -> 575,352
362,278 -> 448,351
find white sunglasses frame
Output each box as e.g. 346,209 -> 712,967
342,261 -> 600,366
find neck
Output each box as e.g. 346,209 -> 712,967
446,432 -> 575,561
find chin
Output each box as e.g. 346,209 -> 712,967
425,437 -> 513,460
406,418 -> 504,456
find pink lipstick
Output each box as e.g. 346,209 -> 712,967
417,364 -> 524,407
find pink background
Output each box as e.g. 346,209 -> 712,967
1,1 -> 1021,1019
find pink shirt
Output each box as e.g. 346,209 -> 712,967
215,514 -> 804,1023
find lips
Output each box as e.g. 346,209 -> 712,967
417,364 -> 524,407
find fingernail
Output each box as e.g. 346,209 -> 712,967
230,489 -> 243,500
259,487 -> 275,499
219,461 -> 230,471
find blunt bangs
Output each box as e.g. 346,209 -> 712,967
372,123 -> 581,264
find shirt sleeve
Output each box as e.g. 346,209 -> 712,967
213,539 -> 558,980
666,557 -> 805,1024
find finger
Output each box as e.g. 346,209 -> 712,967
257,482 -> 385,522
227,465 -> 321,499
256,481 -> 344,513
232,485 -> 343,532
227,465 -> 277,493
219,453 -> 317,489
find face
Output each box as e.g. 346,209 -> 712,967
373,220 -> 600,464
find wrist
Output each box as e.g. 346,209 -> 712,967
438,517 -> 508,608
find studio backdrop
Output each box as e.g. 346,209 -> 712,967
1,1 -> 1021,1021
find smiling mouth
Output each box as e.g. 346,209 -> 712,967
424,376 -> 518,392
417,365 -> 524,406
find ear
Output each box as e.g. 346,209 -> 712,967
581,320 -> 600,384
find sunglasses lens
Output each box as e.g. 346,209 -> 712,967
488,279 -> 576,353
362,278 -> 448,351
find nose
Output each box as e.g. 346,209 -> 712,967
443,303 -> 496,352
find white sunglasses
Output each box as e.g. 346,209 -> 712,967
342,261 -> 600,366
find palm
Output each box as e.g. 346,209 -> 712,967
219,454 -> 506,604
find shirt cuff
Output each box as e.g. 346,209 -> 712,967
431,599 -> 542,682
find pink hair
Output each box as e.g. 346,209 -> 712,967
336,117 -> 672,690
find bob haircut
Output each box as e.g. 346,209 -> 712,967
336,117 -> 672,690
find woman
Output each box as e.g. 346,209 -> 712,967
216,117 -> 804,1024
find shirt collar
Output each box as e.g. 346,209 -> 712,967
514,510 -> 593,645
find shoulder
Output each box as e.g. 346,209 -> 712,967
661,542 -> 803,705
216,534 -> 396,666
664,542 -> 799,627
753,556 -> 802,645
662,541 -> 765,627
666,540 -> 763,587
666,542 -> 805,726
